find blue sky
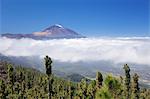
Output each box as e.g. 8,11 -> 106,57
0,0 -> 149,37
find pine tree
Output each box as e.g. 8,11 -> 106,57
26,72 -> 33,89
104,74 -> 122,98
123,64 -> 131,99
132,73 -> 139,99
80,79 -> 87,98
68,81 -> 73,99
44,55 -> 53,99
7,64 -> 14,94
96,71 -> 103,89
18,80 -> 25,98
87,80 -> 96,99
96,85 -> 111,99
19,71 -> 25,82
77,79 -> 87,99
0,79 -> 6,99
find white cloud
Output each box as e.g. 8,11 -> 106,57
0,37 -> 150,66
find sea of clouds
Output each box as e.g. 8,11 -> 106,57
0,37 -> 150,66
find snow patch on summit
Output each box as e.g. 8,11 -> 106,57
54,24 -> 63,28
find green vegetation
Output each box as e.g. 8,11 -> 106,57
123,64 -> 131,99
0,56 -> 150,99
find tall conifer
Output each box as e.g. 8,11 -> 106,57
123,64 -> 131,99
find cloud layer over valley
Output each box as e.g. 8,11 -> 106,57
0,37 -> 150,66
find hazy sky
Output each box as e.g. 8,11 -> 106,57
1,0 -> 149,37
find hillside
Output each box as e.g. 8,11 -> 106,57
0,56 -> 150,99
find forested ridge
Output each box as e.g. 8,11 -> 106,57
0,56 -> 150,99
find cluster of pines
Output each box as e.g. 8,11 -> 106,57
0,55 -> 150,99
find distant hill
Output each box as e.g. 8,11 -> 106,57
0,54 -> 90,82
1,24 -> 85,39
66,73 -> 90,82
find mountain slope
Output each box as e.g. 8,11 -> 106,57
1,24 -> 85,39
